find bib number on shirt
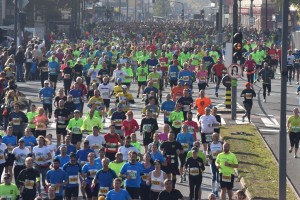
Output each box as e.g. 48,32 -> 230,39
127,170 -> 137,179
25,179 -> 35,189
99,187 -> 109,195
190,167 -> 200,176
205,134 -> 212,142
69,175 -> 78,184
222,174 -> 232,183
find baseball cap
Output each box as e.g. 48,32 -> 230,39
77,58 -> 81,62
117,103 -> 123,107
74,110 -> 80,114
117,78 -> 122,82
18,138 -> 25,143
112,46 -> 115,49
44,80 -> 50,84
191,147 -> 198,152
122,85 -> 127,89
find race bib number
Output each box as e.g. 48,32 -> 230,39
205,134 -> 212,142
99,187 -> 109,195
72,127 -> 80,134
37,123 -> 44,130
127,170 -> 137,179
12,118 -> 21,125
142,174 -> 148,182
165,111 -> 171,117
291,126 -> 300,132
114,119 -> 123,126
64,74 -> 70,79
183,105 -> 190,112
183,76 -> 189,81
187,126 -> 194,133
43,97 -> 51,104
69,175 -> 78,184
190,167 -> 200,176
222,174 -> 232,183
89,169 -> 97,177
181,143 -> 189,151
174,120 -> 182,127
143,124 -> 152,132
152,180 -> 161,185
0,154 -> 4,161
92,144 -> 100,151
212,151 -> 219,159
170,72 -> 177,78
58,116 -> 65,124
73,97 -> 80,104
245,93 -> 253,99
25,179 -> 35,189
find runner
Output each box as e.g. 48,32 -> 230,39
215,143 -> 239,200
38,80 -> 55,119
258,62 -> 274,103
287,107 -> 300,158
240,82 -> 256,122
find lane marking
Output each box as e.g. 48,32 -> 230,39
261,117 -> 280,128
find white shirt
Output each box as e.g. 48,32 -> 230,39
209,141 -> 223,159
118,145 -> 139,161
88,68 -> 100,83
113,69 -> 128,82
98,83 -> 113,99
32,146 -> 51,165
0,143 -> 7,164
85,134 -> 106,157
47,143 -> 57,159
12,147 -> 30,166
287,55 -> 295,65
199,115 -> 219,133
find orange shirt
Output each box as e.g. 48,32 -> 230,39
195,97 -> 212,115
35,115 -> 48,131
171,86 -> 184,101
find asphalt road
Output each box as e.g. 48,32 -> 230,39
16,78 -> 244,200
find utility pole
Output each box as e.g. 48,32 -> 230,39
279,0 -> 289,199
14,0 -> 18,45
135,0 -> 137,21
231,0 -> 238,120
217,0 -> 223,44
265,0 -> 268,30
126,0 -> 129,20
119,0 -> 121,21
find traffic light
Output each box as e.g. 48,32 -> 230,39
200,9 -> 205,20
181,9 -> 184,21
232,32 -> 243,63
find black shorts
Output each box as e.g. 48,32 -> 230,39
125,186 -> 140,199
35,130 -> 46,137
43,104 -> 52,114
71,134 -> 83,144
65,186 -> 79,199
162,164 -> 180,175
170,79 -> 178,87
201,133 -> 213,144
138,81 -> 147,87
5,154 -> 14,166
122,82 -> 131,87
270,59 -> 278,66
85,183 -> 99,198
294,64 -> 300,69
220,174 -> 234,190
56,128 -> 68,136
85,76 -> 91,86
143,135 -> 153,146
103,99 -> 111,108
49,75 -> 58,83
179,152 -> 188,167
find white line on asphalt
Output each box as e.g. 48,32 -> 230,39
259,129 -> 280,133
261,117 -> 280,128
221,118 -> 226,125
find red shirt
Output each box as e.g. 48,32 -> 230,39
122,119 -> 139,137
212,63 -> 226,77
104,133 -> 121,153
159,57 -> 169,72
184,120 -> 199,140
268,49 -> 277,60
244,60 -> 256,74
71,83 -> 87,95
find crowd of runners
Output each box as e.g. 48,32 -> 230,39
0,21 -> 295,200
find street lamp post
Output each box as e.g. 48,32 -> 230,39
14,0 -> 18,45
217,0 -> 223,44
239,0 -> 242,26
265,0 -> 268,30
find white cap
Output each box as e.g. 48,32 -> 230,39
44,80 -> 50,84
122,85 -> 127,89
77,58 -> 81,62
111,46 -> 116,49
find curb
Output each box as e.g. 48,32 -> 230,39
253,124 -> 300,200
218,109 -> 245,114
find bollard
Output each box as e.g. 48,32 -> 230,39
225,87 -> 231,109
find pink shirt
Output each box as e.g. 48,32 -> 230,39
159,132 -> 168,142
196,70 -> 208,83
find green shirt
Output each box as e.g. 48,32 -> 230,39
288,116 -> 300,132
186,150 -> 207,163
67,118 -> 84,134
179,52 -> 191,66
26,111 -> 38,129
122,67 -> 133,83
209,51 -> 219,63
136,66 -> 148,82
0,183 -> 20,200
131,142 -> 141,152
216,152 -> 238,176
138,55 -> 149,64
168,111 -> 184,128
147,72 -> 161,89
81,116 -> 103,133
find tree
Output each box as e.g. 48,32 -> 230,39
153,0 -> 171,17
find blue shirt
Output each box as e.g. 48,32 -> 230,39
82,163 -> 101,184
2,135 -> 17,147
161,100 -> 175,122
94,157 -> 110,169
178,70 -> 193,85
169,65 -> 180,80
176,132 -> 195,152
106,189 -> 131,200
76,149 -> 95,166
56,144 -> 76,156
48,61 -> 60,75
94,169 -> 117,190
46,169 -> 68,197
54,155 -> 70,169
150,151 -> 166,163
20,135 -> 37,147
69,89 -> 83,105
120,162 -> 143,188
141,163 -> 154,186
83,63 -> 91,76
39,87 -> 55,105
63,162 -> 82,188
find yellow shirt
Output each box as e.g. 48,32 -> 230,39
215,152 -> 238,176
288,115 -> 300,132
81,116 -> 103,133
114,86 -> 123,96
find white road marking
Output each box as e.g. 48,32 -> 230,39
259,129 -> 280,133
261,117 -> 280,128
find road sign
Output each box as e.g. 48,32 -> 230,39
249,17 -> 255,25
227,63 -> 242,79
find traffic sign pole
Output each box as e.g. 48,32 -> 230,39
231,79 -> 237,119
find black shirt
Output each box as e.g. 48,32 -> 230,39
213,114 -> 221,133
158,189 -> 183,200
54,108 -> 70,128
240,89 -> 256,104
185,157 -> 205,176
54,96 -> 67,107
73,64 -> 83,77
63,67 -> 73,80
160,141 -> 183,165
64,101 -> 76,114
140,117 -> 158,135
17,168 -> 40,191
177,96 -> 193,112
